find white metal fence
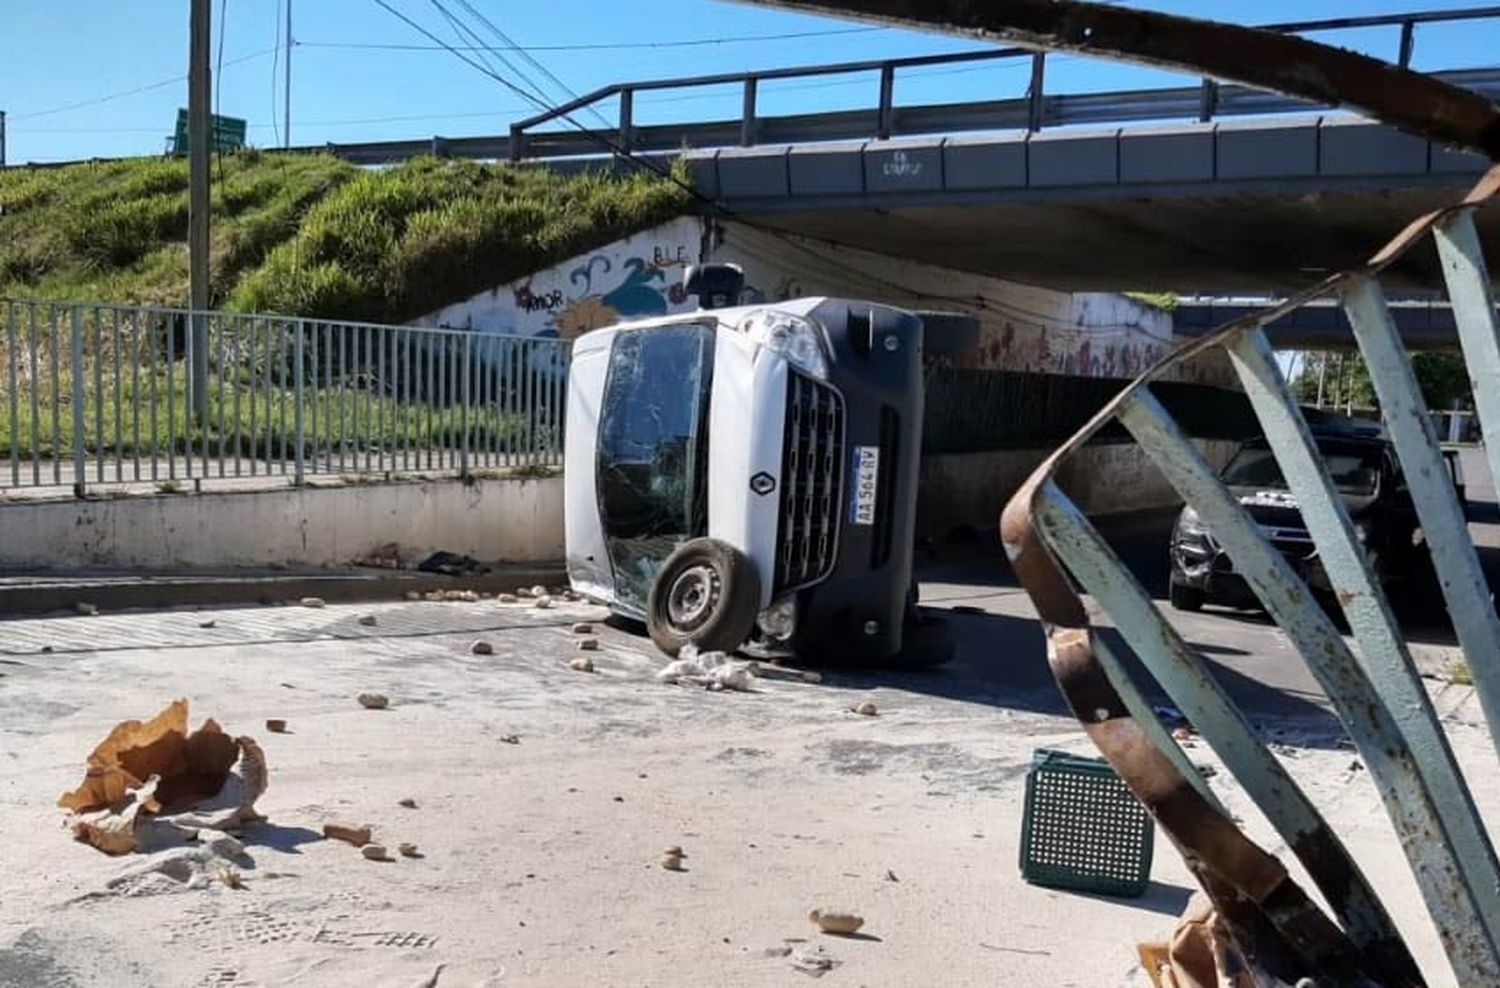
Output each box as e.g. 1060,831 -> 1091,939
1,299 -> 568,496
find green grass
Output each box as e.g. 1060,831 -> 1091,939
0,152 -> 691,322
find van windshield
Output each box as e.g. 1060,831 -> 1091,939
596,323 -> 715,611
1220,440 -> 1383,497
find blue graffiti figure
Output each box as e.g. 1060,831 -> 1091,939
569,255 -> 612,294
601,258 -> 668,318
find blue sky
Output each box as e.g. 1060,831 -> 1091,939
2,1 -> 1496,163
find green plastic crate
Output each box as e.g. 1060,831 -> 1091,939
1019,748 -> 1155,897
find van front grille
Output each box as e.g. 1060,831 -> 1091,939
774,374 -> 845,594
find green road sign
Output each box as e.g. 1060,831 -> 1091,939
172,109 -> 247,155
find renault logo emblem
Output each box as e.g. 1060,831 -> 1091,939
750,472 -> 776,496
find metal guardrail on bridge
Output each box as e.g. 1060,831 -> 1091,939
1,300 -> 567,497
8,7 -> 1500,172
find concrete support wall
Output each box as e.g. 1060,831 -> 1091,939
0,476 -> 563,571
918,440 -> 1239,536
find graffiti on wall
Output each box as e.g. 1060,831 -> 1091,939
413,216 -> 705,343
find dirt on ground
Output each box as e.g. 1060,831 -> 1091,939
0,595 -> 1489,987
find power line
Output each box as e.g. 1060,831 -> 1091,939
295,26 -> 883,53
12,48 -> 277,120
362,0 -> 1041,316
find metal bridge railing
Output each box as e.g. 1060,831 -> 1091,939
504,6 -> 1500,162
1,299 -> 568,497
1001,164 -> 1500,984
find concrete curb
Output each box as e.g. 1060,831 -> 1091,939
0,564 -> 569,617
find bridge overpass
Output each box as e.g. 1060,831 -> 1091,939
325,7 -> 1500,295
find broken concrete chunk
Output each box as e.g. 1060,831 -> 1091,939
59,700 -> 267,855
660,852 -> 685,871
577,637 -> 600,651
569,656 -> 595,673
75,602 -> 99,616
808,909 -> 865,935
497,593 -> 519,604
198,619 -> 217,629
471,640 -> 495,656
397,842 -> 420,858
854,702 -> 878,717
398,798 -> 418,809
357,693 -> 389,710
530,585 -> 548,598
571,622 -> 594,635
323,822 -> 373,846
265,719 -> 287,734
300,597 -> 326,609
424,591 -> 445,602
362,843 -> 391,861
533,595 -> 554,609
404,591 -> 422,601
357,614 -> 378,627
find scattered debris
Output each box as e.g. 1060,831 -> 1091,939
323,822 -> 373,846
500,734 -> 521,744
416,551 -> 489,577
265,719 -> 288,734
362,843 -> 391,861
663,845 -> 684,857
757,664 -> 823,684
979,942 -> 1050,957
1172,726 -> 1195,741
570,656 -> 595,673
761,946 -> 794,958
655,648 -> 757,692
398,798 -> 418,809
75,602 -> 99,616
853,701 -> 878,717
471,640 -> 495,656
789,944 -> 842,978
515,587 -> 535,599
404,590 -> 422,601
885,870 -> 899,882
424,591 -> 445,602
561,591 -> 582,602
357,692 -> 389,710
534,595 -> 554,610
357,614 -> 379,627
397,842 -> 421,858
218,866 -> 245,889
198,619 -> 217,629
1197,763 -> 1218,779
530,585 -> 548,598
40,645 -> 53,653
357,541 -> 403,570
300,597 -> 326,609
577,637 -> 600,651
451,589 -> 481,603
808,909 -> 865,935
571,622 -> 594,634
59,699 -> 267,855
660,848 -> 686,871
498,593 -> 519,604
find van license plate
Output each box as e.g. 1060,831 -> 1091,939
850,446 -> 880,526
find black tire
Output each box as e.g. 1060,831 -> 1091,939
895,612 -> 955,668
1169,580 -> 1205,612
646,538 -> 761,657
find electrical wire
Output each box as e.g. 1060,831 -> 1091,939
12,48 -> 277,120
270,0 -> 284,147
295,26 -> 884,52
363,0 -> 1055,316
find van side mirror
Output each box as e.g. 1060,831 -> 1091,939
684,263 -> 746,311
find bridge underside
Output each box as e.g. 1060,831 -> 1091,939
730,181 -> 1500,294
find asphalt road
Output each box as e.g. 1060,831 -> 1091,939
890,446 -> 1497,738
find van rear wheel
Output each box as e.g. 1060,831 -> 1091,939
647,538 -> 761,657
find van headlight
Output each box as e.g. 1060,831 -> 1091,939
757,596 -> 797,642
742,312 -> 829,379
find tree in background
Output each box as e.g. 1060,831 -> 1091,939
1289,351 -> 1471,413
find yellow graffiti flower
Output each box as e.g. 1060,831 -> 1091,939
552,297 -> 621,340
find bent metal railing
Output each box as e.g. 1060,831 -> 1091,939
1002,164 -> 1500,984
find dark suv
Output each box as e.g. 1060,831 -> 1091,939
1168,424 -> 1465,612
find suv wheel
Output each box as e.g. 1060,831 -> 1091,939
1169,580 -> 1205,612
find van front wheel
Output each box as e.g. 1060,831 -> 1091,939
647,538 -> 762,657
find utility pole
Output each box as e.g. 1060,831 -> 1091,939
188,0 -> 211,424
283,0 -> 292,148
